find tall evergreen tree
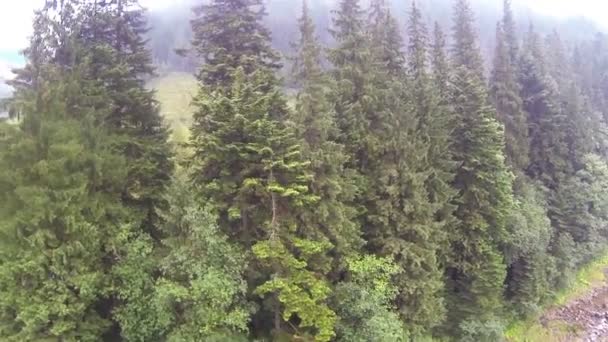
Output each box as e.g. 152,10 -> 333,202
520,26 -> 570,190
502,0 -> 518,67
445,0 -> 514,337
70,2 -> 175,337
491,3 -> 528,170
368,2 -> 458,335
80,0 -> 173,230
431,22 -> 451,103
0,54 -> 131,341
290,0 -> 362,266
191,0 -> 281,90
190,1 -> 335,339
328,0 -> 374,173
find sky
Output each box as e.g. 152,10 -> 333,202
0,0 -> 606,77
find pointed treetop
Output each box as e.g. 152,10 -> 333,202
292,0 -> 323,85
407,0 -> 429,75
451,0 -> 484,77
502,0 -> 518,63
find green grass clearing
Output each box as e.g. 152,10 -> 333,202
149,72 -> 198,145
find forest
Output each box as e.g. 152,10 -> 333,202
1,0 -> 608,341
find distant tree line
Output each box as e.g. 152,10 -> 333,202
2,0 -> 608,341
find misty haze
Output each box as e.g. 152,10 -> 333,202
2,0 -> 608,341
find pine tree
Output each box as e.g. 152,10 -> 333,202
190,64 -> 336,339
368,0 -> 405,75
502,0 -> 518,67
191,0 -> 281,90
431,22 -> 451,103
491,2 -> 528,170
445,0 -> 514,337
69,2 -> 175,337
190,2 -> 336,338
520,26 -> 570,189
80,0 -> 173,230
290,0 -> 362,266
0,60 -> 130,341
328,0 -> 374,172
365,2 -> 458,335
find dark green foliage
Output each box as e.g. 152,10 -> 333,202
490,0 -> 529,170
2,1 -> 173,340
80,0 -> 174,230
0,69 -> 129,341
328,0 -> 374,170
520,26 -> 570,187
4,0 -> 608,341
191,0 -> 281,89
189,2 -> 336,339
332,256 -> 408,342
290,0 -> 362,265
431,22 -> 451,102
152,174 -> 251,341
503,177 -> 554,316
445,0 -> 514,335
190,68 -> 311,244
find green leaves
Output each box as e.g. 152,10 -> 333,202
147,174 -> 251,341
0,111 -> 128,341
253,238 -> 336,342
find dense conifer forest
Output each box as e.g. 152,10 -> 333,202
2,0 -> 608,341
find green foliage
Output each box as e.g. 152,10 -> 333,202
459,318 -> 505,342
0,81 -> 128,340
5,0 -> 608,341
80,0 -> 174,229
290,0 -> 362,265
491,1 -> 529,170
445,0 -> 515,335
332,255 -> 409,342
254,238 -> 336,342
154,175 -> 250,341
504,177 -> 554,317
191,0 -> 281,89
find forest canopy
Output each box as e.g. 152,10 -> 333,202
1,0 -> 608,341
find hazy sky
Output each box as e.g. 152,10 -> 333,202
0,0 -> 606,62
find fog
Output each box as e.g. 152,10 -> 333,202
0,0 -> 606,82
145,0 -> 605,73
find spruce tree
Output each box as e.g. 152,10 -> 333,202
191,0 -> 281,90
80,0 -> 173,230
190,2 -> 335,338
518,25 -> 577,290
290,0 -> 362,265
0,59 -> 130,341
490,2 -> 528,170
328,0 -> 374,173
368,2 -> 458,335
431,22 -> 451,103
368,0 -> 405,75
74,2 -> 174,337
191,64 -> 336,340
445,0 -> 514,337
502,0 -> 518,67
520,26 -> 571,190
